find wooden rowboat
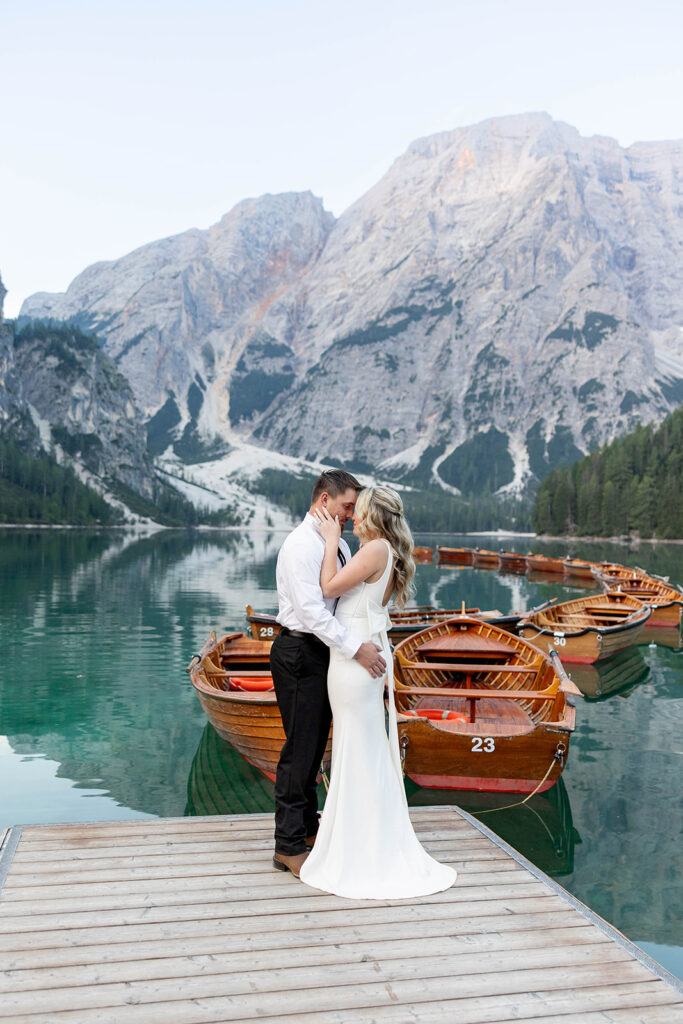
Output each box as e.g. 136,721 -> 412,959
246,606 -> 281,642
436,546 -> 475,565
563,557 -> 600,580
525,553 -> 566,575
497,550 -> 528,573
246,603 -> 518,643
412,546 -> 434,563
392,617 -> 580,793
594,562 -> 629,585
187,631 -> 331,782
517,591 -> 651,664
594,568 -> 683,627
473,548 -> 500,568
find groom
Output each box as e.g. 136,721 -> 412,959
270,468 -> 386,877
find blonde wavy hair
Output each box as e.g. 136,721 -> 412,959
354,485 -> 416,608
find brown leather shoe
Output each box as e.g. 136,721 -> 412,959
273,850 -> 309,878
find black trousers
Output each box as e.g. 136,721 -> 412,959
270,630 -> 331,855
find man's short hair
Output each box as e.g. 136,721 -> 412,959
311,469 -> 363,504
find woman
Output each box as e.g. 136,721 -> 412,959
299,485 -> 456,899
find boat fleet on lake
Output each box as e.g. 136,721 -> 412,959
187,550 -> 682,799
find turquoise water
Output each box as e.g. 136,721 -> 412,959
0,528 -> 681,979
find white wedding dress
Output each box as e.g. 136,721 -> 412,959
300,540 -> 457,899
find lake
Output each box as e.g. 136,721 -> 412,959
0,527 -> 681,980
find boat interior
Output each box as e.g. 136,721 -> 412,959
394,623 -> 567,736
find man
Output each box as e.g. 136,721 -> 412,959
270,469 -> 386,877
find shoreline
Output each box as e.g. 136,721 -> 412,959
1,523 -> 683,543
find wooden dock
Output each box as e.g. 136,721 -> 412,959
1,806 -> 682,1023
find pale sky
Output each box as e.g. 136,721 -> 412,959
2,0 -> 683,317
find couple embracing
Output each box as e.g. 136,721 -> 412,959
270,469 -> 456,900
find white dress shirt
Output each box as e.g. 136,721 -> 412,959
275,513 -> 359,660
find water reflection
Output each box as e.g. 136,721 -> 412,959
0,528 -> 681,977
568,647 -> 651,701
184,723 -> 578,877
406,776 -> 579,877
185,722 -> 277,817
0,527 -> 287,822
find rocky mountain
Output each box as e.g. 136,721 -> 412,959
12,321 -> 155,499
20,113 -> 683,496
0,273 -> 304,528
23,193 -> 334,464
0,274 -> 158,512
0,273 -> 37,446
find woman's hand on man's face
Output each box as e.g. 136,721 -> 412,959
312,506 -> 342,544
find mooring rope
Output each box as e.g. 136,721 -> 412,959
470,743 -> 566,816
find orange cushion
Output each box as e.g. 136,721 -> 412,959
227,675 -> 274,692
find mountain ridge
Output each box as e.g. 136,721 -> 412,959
18,112 -> 683,499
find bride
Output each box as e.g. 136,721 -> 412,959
299,485 -> 456,900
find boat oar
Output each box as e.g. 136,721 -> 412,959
519,596 -> 558,619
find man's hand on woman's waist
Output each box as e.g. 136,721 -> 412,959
354,642 -> 386,678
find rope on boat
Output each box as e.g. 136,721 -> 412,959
470,742 -> 567,817
320,762 -> 330,793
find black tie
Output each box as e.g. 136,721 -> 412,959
333,547 -> 346,612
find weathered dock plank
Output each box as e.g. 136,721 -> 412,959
0,807 -> 681,1023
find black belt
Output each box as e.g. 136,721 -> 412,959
280,626 -> 310,639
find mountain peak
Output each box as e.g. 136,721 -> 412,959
16,115 -> 683,499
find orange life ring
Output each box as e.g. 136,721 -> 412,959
403,708 -> 469,723
227,675 -> 274,692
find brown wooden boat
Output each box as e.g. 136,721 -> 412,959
600,576 -> 683,628
498,550 -> 528,573
246,603 -> 518,643
187,631 -> 332,782
525,552 -> 566,575
517,591 -> 650,663
436,545 -> 475,565
595,563 -> 642,587
412,546 -> 434,563
562,557 -> 599,580
392,616 -> 580,793
473,548 -> 500,568
246,605 -> 282,641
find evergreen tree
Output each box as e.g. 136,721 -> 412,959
534,403 -> 683,538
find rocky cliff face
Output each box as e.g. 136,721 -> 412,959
12,322 -> 155,498
0,273 -> 156,504
21,114 -> 683,495
254,114 -> 683,491
23,192 -> 334,461
0,273 -> 38,446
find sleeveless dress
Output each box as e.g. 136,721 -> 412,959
299,540 -> 457,899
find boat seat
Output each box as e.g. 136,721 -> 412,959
402,661 -> 538,674
410,694 -> 534,736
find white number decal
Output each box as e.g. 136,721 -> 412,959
263,626 -> 274,637
553,633 -> 566,647
471,737 -> 495,752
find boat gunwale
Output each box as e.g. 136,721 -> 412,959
600,577 -> 683,608
518,592 -> 651,638
190,668 -> 278,706
392,615 -> 575,729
